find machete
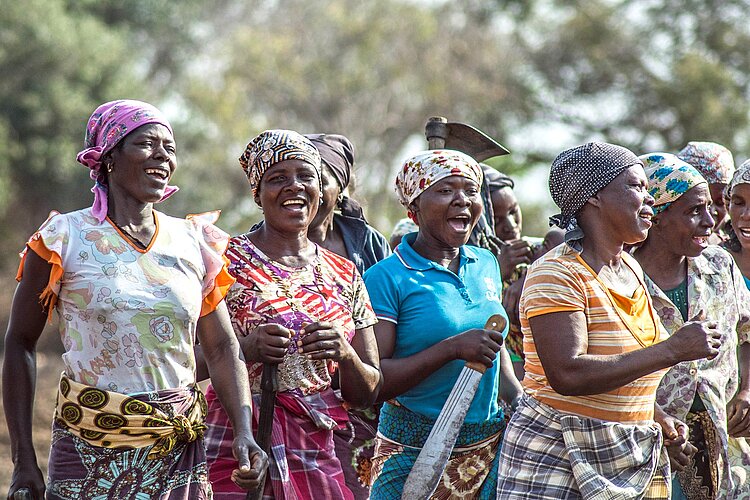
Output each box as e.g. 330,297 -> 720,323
401,314 -> 507,499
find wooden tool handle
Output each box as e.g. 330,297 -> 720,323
466,314 -> 508,373
425,116 -> 448,149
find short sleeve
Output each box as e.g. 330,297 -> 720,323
186,212 -> 236,317
17,211 -> 67,319
521,258 -> 586,320
363,263 -> 400,324
351,269 -> 377,330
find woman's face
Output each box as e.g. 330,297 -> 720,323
651,184 -> 714,258
592,165 -> 655,245
709,182 -> 729,232
255,159 -> 320,232
729,183 -> 750,250
491,186 -> 522,241
310,164 -> 342,229
412,175 -> 482,249
107,123 -> 176,204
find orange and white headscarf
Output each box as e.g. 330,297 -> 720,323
395,149 -> 483,216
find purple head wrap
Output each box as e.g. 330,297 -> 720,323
76,99 -> 178,222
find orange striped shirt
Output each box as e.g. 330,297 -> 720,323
520,244 -> 667,424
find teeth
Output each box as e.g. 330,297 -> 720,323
740,229 -> 750,237
282,200 -> 304,206
145,169 -> 167,179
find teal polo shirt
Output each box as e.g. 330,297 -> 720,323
363,233 -> 508,423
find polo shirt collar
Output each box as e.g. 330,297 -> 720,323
395,232 -> 478,271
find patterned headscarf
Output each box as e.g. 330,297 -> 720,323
395,149 -> 483,213
76,100 -> 177,222
640,153 -> 706,214
239,130 -> 322,204
676,141 -> 735,185
725,159 -> 750,252
728,159 -> 750,196
548,142 -> 642,252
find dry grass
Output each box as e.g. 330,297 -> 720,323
0,351 -> 65,493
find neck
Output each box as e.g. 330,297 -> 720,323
250,222 -> 312,262
107,195 -> 153,228
411,233 -> 461,270
578,234 -> 625,274
307,212 -> 335,244
633,235 -> 687,288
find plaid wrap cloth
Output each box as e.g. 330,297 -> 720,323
497,395 -> 671,499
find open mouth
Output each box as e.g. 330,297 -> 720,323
281,198 -> 306,210
692,235 -> 710,247
737,227 -> 750,240
638,210 -> 653,226
447,214 -> 471,232
145,168 -> 169,181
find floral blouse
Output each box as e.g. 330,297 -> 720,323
646,246 -> 750,496
19,208 -> 233,394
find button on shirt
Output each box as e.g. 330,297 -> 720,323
363,233 -> 507,423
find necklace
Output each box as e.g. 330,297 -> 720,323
109,218 -> 152,250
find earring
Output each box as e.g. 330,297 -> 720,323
336,193 -> 344,204
106,162 -> 113,173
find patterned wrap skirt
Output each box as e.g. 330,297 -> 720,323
369,401 -> 506,500
47,383 -> 211,500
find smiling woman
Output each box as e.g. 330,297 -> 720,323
633,153 -> 750,498
2,100 -> 267,500
202,129 -> 382,499
364,149 -> 523,499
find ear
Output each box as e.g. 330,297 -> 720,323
254,195 -> 261,207
586,194 -> 602,208
408,200 -> 419,214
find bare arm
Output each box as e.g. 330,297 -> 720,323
373,320 -> 503,403
196,303 -> 267,490
530,310 -> 720,396
3,250 -> 51,499
497,346 -> 524,406
728,342 -> 750,437
337,326 -> 381,409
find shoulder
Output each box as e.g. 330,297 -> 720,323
363,252 -> 404,281
319,245 -> 357,275
694,245 -> 737,276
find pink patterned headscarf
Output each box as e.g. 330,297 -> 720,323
676,141 -> 735,185
76,100 -> 178,222
395,149 -> 483,215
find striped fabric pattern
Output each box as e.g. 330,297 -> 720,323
520,244 -> 667,424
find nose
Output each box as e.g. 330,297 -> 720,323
702,209 -> 715,229
452,190 -> 471,206
644,191 -> 655,206
153,142 -> 169,161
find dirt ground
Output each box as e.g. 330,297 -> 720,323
0,351 -> 65,494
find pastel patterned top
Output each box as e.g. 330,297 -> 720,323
217,234 -> 377,396
18,208 -> 234,395
520,244 -> 667,424
646,246 -> 750,495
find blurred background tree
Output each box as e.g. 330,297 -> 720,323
2,0 -> 750,335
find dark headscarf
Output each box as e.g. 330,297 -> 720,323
305,133 -> 368,219
548,142 -> 642,252
305,134 -> 355,190
483,165 -> 514,192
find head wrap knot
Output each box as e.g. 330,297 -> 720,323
76,99 -> 177,222
394,149 -> 483,213
676,141 -> 735,185
239,130 -> 321,204
640,153 -> 706,214
548,142 -> 642,252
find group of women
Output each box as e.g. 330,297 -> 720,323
3,98 -> 750,500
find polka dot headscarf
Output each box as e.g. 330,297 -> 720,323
548,142 -> 642,251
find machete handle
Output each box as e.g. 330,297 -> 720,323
465,314 -> 508,373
